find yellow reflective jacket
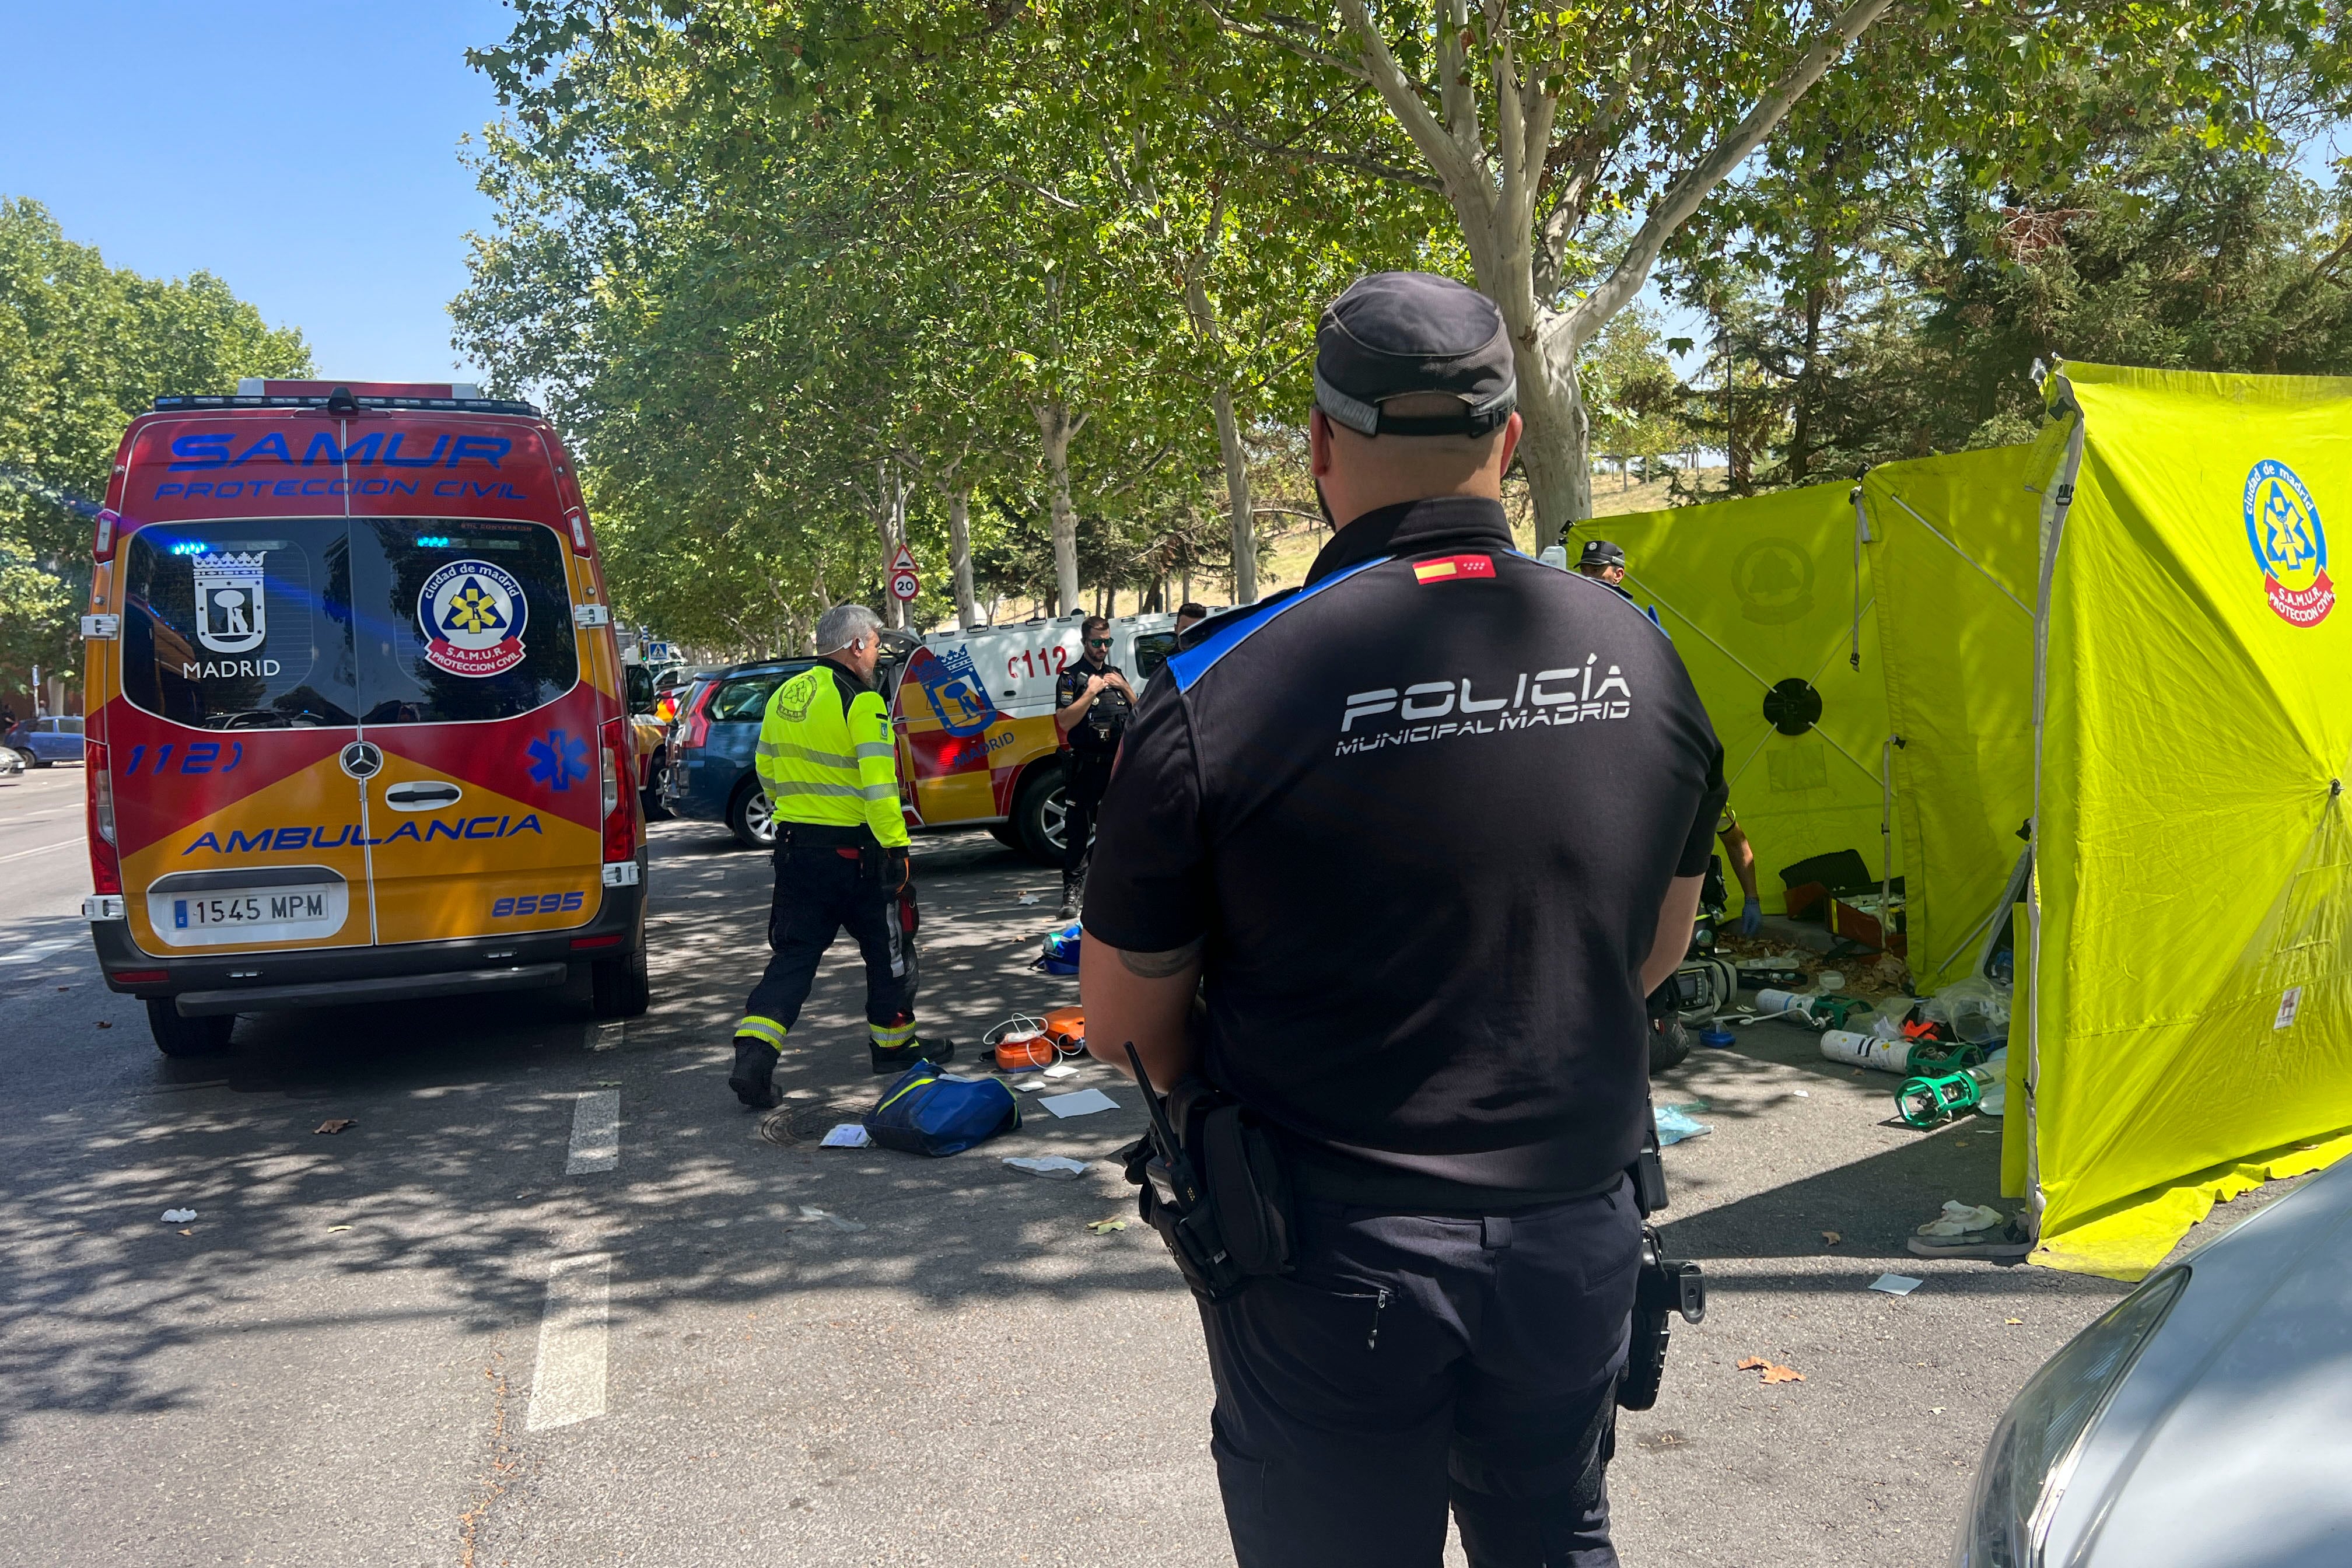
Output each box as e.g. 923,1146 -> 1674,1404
755,660 -> 908,848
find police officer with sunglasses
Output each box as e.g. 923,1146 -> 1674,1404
1053,615 -> 1136,915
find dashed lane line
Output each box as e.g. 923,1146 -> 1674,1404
0,839 -> 77,866
565,1091 -> 620,1175
524,1253 -> 612,1432
0,936 -> 75,965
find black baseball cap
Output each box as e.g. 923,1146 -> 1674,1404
1314,272 -> 1517,438
1577,539 -> 1626,569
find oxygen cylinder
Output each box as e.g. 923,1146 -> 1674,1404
1819,1028 -> 1913,1073
1821,1030 -> 1986,1077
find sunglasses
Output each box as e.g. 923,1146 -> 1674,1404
1085,638 -> 1111,648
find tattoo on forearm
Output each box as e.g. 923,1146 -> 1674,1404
1117,937 -> 1204,978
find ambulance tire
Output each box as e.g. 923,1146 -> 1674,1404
148,999 -> 233,1057
726,779 -> 778,850
592,942 -> 651,1018
1010,766 -> 1068,866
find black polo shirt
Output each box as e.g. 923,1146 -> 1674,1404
1084,496 -> 1725,1204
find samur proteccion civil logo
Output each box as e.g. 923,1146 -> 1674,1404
2244,460 -> 2335,628
418,559 -> 530,677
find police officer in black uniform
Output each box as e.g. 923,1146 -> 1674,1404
1052,614 -> 1135,916
1080,272 -> 1726,1568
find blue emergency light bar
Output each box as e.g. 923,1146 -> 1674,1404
152,394 -> 541,416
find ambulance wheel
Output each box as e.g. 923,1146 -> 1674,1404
1011,768 -> 1069,866
1648,1016 -> 1691,1076
592,943 -> 650,1018
148,1000 -> 233,1057
726,780 -> 777,850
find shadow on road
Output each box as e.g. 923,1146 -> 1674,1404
0,825 -> 1172,1441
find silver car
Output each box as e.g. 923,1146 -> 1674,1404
1953,1154 -> 2352,1564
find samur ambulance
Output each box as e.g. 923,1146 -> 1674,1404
78,380 -> 648,1056
890,610 -> 1186,861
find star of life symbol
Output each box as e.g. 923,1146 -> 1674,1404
418,558 -> 530,678
192,551 -> 268,655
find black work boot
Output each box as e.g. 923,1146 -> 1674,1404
868,1035 -> 957,1075
729,1037 -> 783,1108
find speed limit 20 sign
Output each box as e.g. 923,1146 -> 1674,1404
889,569 -> 920,601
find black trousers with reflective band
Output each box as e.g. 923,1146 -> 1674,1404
1062,750 -> 1114,876
1198,1179 -> 1639,1568
744,845 -> 917,1035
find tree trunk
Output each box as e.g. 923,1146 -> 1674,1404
1036,401 -> 1080,614
1505,333 -> 1593,538
1212,383 -> 1256,604
947,485 -> 977,629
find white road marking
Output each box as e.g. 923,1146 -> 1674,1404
565,1091 -> 620,1174
0,839 -> 77,866
525,1253 -> 612,1432
0,937 -> 75,965
585,1021 -> 624,1051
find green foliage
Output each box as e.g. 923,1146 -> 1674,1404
0,197 -> 309,685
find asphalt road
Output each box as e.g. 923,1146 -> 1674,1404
0,769 -> 2296,1566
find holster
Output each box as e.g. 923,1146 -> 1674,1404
1617,1104 -> 1707,1412
1118,1077 -> 1296,1303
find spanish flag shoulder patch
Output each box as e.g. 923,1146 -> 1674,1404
1412,554 -> 1497,585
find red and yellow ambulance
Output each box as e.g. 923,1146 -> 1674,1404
78,380 -> 648,1055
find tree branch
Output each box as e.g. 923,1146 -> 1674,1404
1199,1 -> 1371,80
1554,0 -> 1895,352
1331,0 -> 1487,204
1210,120 -> 1446,193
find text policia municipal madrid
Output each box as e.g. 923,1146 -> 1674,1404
1334,655 -> 1637,757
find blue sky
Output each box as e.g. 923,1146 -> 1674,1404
1,2 -> 517,383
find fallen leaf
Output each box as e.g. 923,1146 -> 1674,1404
1736,1356 -> 1769,1370
1086,1218 -> 1128,1234
314,1119 -> 356,1135
1736,1356 -> 1804,1383
327,1225 -> 352,1233
2004,1317 -> 2024,1325
1821,1230 -> 1843,1246
178,1228 -> 194,1236
96,1020 -> 111,1029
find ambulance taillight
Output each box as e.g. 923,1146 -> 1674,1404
86,742 -> 121,896
599,716 -> 639,864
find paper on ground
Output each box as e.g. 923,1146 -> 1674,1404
1869,1273 -> 1924,1296
1004,1155 -> 1090,1180
1039,1088 -> 1119,1119
1042,1062 -> 1079,1079
820,1124 -> 872,1148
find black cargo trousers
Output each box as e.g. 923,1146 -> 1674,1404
1198,1177 -> 1642,1568
742,836 -> 918,1040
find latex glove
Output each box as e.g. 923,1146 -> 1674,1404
1738,901 -> 1763,937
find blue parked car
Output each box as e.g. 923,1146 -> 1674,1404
6,715 -> 85,767
663,642 -> 913,848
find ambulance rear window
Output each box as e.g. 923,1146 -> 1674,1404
349,519 -> 579,724
117,520 -> 359,727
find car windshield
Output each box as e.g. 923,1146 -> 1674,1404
118,517 -> 579,729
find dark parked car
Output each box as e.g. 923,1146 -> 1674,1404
6,715 -> 84,766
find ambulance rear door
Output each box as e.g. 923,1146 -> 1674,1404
109,510 -> 373,956
348,504 -> 607,949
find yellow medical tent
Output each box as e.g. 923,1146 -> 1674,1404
1590,363 -> 2352,1280
2025,363 -> 2352,1277
1574,482 -> 1899,922
1857,435 -> 2062,993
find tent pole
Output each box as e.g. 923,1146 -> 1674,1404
1880,489 -> 2034,617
